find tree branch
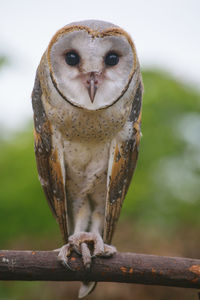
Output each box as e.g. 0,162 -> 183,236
0,250 -> 200,289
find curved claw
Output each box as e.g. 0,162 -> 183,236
57,244 -> 74,271
61,259 -> 73,271
58,233 -> 117,271
73,245 -> 82,256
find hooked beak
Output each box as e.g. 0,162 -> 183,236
86,72 -> 98,103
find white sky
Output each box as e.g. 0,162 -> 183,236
0,0 -> 200,130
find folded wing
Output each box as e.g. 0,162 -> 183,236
32,74 -> 69,243
104,82 -> 142,244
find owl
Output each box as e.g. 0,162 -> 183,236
32,20 -> 142,298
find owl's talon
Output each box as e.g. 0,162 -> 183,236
81,242 -> 92,269
93,236 -> 104,257
103,244 -> 117,257
57,244 -> 74,270
62,259 -> 73,270
58,233 -> 117,271
73,245 -> 82,256
92,244 -> 117,258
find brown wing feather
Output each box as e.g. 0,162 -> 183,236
103,82 -> 142,244
32,73 -> 68,243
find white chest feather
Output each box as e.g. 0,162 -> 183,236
64,140 -> 109,192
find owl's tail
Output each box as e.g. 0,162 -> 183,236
78,281 -> 97,298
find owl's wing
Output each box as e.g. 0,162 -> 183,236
103,82 -> 142,244
32,73 -> 68,243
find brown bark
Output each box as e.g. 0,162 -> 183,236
0,250 -> 200,289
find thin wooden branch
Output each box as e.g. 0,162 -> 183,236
0,250 -> 200,289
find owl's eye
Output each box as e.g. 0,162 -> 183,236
65,51 -> 80,66
105,52 -> 119,66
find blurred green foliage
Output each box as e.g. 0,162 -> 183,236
0,55 -> 8,68
0,128 -> 59,245
0,69 -> 200,247
125,70 -> 200,228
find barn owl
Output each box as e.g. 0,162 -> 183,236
32,20 -> 142,298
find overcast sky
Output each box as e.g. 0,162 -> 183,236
0,0 -> 200,130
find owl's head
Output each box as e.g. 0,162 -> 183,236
47,20 -> 138,110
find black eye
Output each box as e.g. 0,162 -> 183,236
105,52 -> 119,66
65,51 -> 80,66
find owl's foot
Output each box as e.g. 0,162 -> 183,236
57,232 -> 116,270
95,243 -> 117,258
57,244 -> 72,269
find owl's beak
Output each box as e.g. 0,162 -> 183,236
86,72 -> 98,103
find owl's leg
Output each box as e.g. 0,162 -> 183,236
58,198 -> 91,268
90,210 -> 117,258
67,182 -> 116,265
89,181 -> 117,258
67,205 -> 104,269
58,201 -> 115,270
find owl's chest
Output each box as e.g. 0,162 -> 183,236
44,95 -> 131,142
63,110 -> 125,142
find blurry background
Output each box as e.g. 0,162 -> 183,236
0,0 -> 200,299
